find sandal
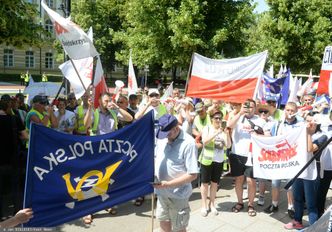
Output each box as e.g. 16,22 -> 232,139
232,203 -> 244,213
83,215 -> 93,224
106,207 -> 117,215
248,205 -> 257,217
134,197 -> 145,206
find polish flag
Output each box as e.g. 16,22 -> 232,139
317,46 -> 332,96
186,51 -> 267,103
41,1 -> 98,60
93,56 -> 108,108
128,54 -> 138,95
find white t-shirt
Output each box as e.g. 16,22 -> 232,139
202,125 -> 227,163
54,110 -> 76,134
231,115 -> 266,157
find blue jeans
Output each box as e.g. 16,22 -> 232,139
292,178 -> 318,225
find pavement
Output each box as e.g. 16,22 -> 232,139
58,177 -> 332,232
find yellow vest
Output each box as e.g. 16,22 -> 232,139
199,126 -> 215,166
76,105 -> 88,134
90,109 -> 118,136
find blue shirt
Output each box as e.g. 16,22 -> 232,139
154,130 -> 199,199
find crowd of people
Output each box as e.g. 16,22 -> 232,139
1,85 -> 332,231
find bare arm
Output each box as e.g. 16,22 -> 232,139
0,208 -> 33,228
154,173 -> 197,189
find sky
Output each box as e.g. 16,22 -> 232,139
253,0 -> 269,13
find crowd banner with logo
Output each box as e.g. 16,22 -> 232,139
251,125 -> 310,180
185,51 -> 267,103
24,112 -> 155,227
317,46 -> 332,96
41,1 -> 98,60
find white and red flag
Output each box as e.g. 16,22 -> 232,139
186,51 -> 267,103
317,46 -> 332,96
251,124 -> 316,180
128,53 -> 138,95
41,1 -> 98,60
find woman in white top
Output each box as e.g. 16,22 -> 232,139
199,109 -> 231,216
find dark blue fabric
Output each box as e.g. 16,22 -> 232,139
263,73 -> 286,102
24,112 -> 155,227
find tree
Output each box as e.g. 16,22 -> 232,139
113,0 -> 255,79
0,0 -> 44,46
246,0 -> 332,73
71,0 -> 123,73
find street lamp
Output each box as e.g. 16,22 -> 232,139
144,65 -> 149,87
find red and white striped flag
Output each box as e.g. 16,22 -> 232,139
186,51 -> 267,103
317,46 -> 332,96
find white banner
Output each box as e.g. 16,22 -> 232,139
41,1 -> 98,60
128,54 -> 138,95
252,125 -> 316,180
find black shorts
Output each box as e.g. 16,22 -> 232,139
229,153 -> 254,178
200,162 -> 223,184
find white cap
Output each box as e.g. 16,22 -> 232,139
148,88 -> 160,96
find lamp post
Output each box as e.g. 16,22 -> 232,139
144,65 -> 149,87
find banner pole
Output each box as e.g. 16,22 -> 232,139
151,193 -> 155,232
284,136 -> 332,190
184,53 -> 194,97
69,58 -> 88,92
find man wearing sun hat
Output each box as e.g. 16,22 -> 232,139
154,114 -> 199,232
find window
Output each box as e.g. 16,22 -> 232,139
25,51 -> 34,68
45,19 -> 53,34
3,49 -> 14,67
45,52 -> 53,69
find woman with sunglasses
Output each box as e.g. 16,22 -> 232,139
199,109 -> 231,216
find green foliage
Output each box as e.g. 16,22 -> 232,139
247,0 -> 332,73
71,0 -> 122,73
113,0 -> 255,79
0,0 -> 45,47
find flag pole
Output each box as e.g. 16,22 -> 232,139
151,192 -> 155,232
69,59 -> 88,92
184,53 -> 194,97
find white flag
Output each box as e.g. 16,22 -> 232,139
288,74 -> 300,103
59,58 -> 93,99
161,82 -> 174,101
252,124 -> 316,180
41,1 -> 98,60
128,54 -> 138,95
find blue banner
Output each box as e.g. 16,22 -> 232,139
24,112 -> 155,227
279,68 -> 291,106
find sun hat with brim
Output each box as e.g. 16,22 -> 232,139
156,114 -> 178,139
256,103 -> 273,115
148,88 -> 160,96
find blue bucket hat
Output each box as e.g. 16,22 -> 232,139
156,114 -> 178,139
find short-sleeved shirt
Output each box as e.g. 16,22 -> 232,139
155,130 -> 199,199
231,115 -> 266,157
54,110 -> 76,134
94,109 -> 118,135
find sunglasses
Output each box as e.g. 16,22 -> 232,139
259,110 -> 269,114
149,93 -> 159,97
266,100 -> 276,104
213,117 -> 222,120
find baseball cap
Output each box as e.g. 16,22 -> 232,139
32,95 -> 48,105
148,89 -> 160,96
195,102 -> 204,112
156,114 -> 178,139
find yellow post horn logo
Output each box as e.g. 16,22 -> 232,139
63,160 -> 122,202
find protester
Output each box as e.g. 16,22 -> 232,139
15,93 -> 29,112
192,102 -> 211,150
117,95 -> 135,129
0,208 -> 33,228
0,96 -> 28,218
154,114 -> 198,232
25,95 -> 58,130
83,92 -> 133,222
74,90 -> 92,136
176,98 -> 195,135
135,89 -> 167,120
128,94 -> 139,113
284,113 -> 324,230
65,92 -> 78,112
199,109 -> 231,216
54,97 -> 76,134
227,99 -> 265,217
264,102 -> 302,219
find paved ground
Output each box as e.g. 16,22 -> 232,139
57,177 -> 332,232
